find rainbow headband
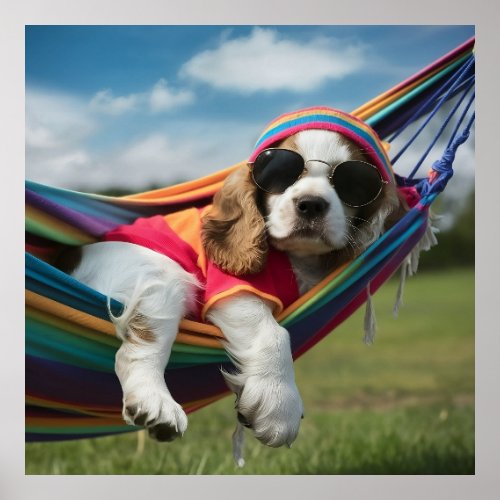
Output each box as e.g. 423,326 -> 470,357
249,106 -> 395,183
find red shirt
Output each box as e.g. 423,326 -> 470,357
103,207 -> 300,321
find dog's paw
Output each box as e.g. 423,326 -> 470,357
123,390 -> 188,442
236,374 -> 304,448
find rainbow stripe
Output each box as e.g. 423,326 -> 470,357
250,106 -> 395,183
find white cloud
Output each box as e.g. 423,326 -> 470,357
180,27 -> 366,94
118,134 -> 170,165
26,88 -> 97,186
85,122 -> 259,190
149,79 -> 194,113
89,89 -> 140,115
89,79 -> 195,116
26,87 -> 258,190
26,88 -> 95,150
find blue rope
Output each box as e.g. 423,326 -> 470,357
391,55 -> 475,166
407,80 -> 475,179
446,90 -> 476,149
388,54 -> 475,144
416,110 -> 475,197
388,75 -> 474,145
393,85 -> 473,189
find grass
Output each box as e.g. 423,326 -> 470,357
25,267 -> 474,475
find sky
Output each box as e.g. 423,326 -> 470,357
25,25 -> 475,199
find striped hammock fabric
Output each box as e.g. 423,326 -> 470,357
25,37 -> 475,442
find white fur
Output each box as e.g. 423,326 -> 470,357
207,294 -> 303,448
266,161 -> 348,250
71,242 -> 303,447
72,242 -> 199,440
68,128 -> 397,450
265,130 -> 364,254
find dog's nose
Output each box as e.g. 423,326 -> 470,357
295,196 -> 330,218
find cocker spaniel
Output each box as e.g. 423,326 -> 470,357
58,107 -> 408,450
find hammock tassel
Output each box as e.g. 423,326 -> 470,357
393,218 -> 438,316
393,258 -> 409,317
409,219 -> 439,275
232,421 -> 246,468
363,283 -> 377,345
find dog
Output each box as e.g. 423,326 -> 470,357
57,107 -> 408,449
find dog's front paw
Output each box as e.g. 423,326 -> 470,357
123,389 -> 188,442
236,374 -> 304,448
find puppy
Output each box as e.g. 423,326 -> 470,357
58,107 -> 407,449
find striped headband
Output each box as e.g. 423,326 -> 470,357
249,106 -> 394,183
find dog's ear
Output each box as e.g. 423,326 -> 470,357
202,165 -> 268,275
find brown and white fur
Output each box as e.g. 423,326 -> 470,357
59,129 -> 407,449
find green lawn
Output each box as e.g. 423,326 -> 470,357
25,267 -> 474,475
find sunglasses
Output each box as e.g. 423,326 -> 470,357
249,148 -> 388,208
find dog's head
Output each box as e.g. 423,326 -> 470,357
202,107 -> 408,276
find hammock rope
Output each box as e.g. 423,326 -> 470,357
25,37 -> 475,442
409,83 -> 475,178
418,111 -> 475,198
390,53 -> 475,166
387,56 -> 474,146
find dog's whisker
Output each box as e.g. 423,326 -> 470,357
346,215 -> 371,224
343,233 -> 360,253
344,224 -> 362,241
346,222 -> 363,235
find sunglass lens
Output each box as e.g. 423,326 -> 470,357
252,149 -> 304,193
332,161 -> 384,207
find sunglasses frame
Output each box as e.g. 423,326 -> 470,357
249,147 -> 388,208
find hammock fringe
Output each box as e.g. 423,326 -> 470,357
364,284 -> 377,345
232,421 -> 246,468
393,216 -> 439,317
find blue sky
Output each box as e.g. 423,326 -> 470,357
25,25 -> 474,191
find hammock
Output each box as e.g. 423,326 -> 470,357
25,37 -> 475,442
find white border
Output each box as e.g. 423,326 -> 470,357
4,1 -> 498,498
